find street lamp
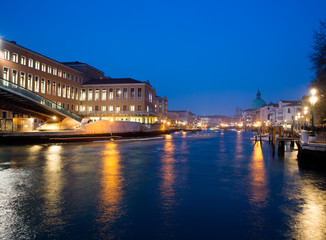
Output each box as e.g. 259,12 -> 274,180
303,106 -> 308,129
309,88 -> 318,141
297,112 -> 301,130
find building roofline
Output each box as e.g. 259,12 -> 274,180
1,38 -> 102,79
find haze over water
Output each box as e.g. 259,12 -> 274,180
0,131 -> 326,239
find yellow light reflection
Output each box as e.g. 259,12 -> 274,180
165,134 -> 172,140
287,179 -> 326,239
43,145 -> 64,226
160,137 -> 176,217
249,142 -> 269,207
97,142 -> 124,228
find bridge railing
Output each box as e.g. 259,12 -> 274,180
0,78 -> 82,122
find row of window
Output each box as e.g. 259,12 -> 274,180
3,49 -> 83,83
78,105 -> 143,112
54,103 -> 152,113
80,87 -> 144,101
3,67 -> 80,100
3,67 -> 153,103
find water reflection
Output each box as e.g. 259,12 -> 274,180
286,173 -> 326,240
247,141 -> 269,235
42,145 -> 65,227
248,142 -> 269,206
159,137 -> 176,226
97,142 -> 125,234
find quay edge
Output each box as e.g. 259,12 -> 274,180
0,129 -> 180,145
298,141 -> 326,170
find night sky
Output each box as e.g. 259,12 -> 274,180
2,0 -> 326,115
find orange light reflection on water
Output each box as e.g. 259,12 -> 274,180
249,142 -> 269,207
160,137 -> 176,215
97,142 -> 124,228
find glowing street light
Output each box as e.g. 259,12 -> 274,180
303,106 -> 308,129
309,88 -> 318,140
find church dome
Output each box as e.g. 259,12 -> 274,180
251,89 -> 266,109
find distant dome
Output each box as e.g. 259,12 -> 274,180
251,89 -> 266,109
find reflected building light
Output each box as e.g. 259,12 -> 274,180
287,179 -> 326,240
97,142 -> 124,231
159,138 -> 176,216
249,142 -> 269,207
42,145 -> 64,227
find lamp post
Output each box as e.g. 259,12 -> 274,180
303,107 -> 308,129
309,89 -> 318,142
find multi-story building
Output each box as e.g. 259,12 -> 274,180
0,38 -> 159,125
275,100 -> 302,124
155,95 -> 168,122
80,78 -> 157,123
167,110 -> 196,125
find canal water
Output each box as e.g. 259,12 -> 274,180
0,131 -> 325,240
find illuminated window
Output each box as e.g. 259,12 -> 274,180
58,83 -> 61,96
41,78 -> 45,93
35,61 -> 40,70
47,80 -> 51,94
116,88 -> 121,100
88,106 -> 92,112
116,106 -> 120,112
80,89 -> 86,101
95,89 -> 100,101
62,84 -> 66,98
3,67 -> 9,81
12,70 -> 18,84
123,88 -> 128,100
109,88 -> 113,100
102,89 -> 107,101
28,74 -> 33,90
67,86 -> 70,98
47,66 -> 52,74
63,72 -> 66,79
13,53 -> 18,63
21,56 -> 26,65
4,50 -> 10,60
102,106 -> 107,111
149,92 -> 153,102
80,106 -> 86,112
109,105 -> 113,111
130,105 -> 135,111
20,72 -> 26,87
88,89 -> 93,101
147,106 -> 149,112
41,64 -> 46,72
34,76 -> 39,92
52,81 -> 56,95
28,59 -> 33,68
58,69 -> 62,77
71,87 -> 74,99
53,68 -> 57,75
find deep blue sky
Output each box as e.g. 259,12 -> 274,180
2,0 -> 326,115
